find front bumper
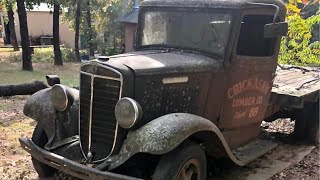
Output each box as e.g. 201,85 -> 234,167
19,137 -> 141,180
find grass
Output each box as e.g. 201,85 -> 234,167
0,62 -> 80,87
0,47 -> 79,63
0,47 -> 81,87
0,48 -> 16,53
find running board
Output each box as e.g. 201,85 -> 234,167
232,138 -> 278,165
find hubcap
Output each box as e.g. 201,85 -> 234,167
176,158 -> 201,180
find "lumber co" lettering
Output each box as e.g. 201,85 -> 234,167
232,96 -> 263,108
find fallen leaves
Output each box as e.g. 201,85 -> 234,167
271,147 -> 320,180
0,96 -> 38,180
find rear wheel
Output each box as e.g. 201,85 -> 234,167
294,100 -> 319,144
153,142 -> 207,180
31,124 -> 56,178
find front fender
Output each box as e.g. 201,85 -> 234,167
24,88 -> 56,147
23,87 -> 79,150
24,88 -> 55,122
106,113 -> 244,170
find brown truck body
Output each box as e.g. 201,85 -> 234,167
20,0 -> 319,179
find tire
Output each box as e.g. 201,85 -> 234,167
31,124 -> 56,178
294,100 -> 319,144
153,142 -> 207,180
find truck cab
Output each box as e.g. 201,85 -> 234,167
20,0 -> 291,179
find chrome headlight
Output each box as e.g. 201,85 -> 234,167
51,84 -> 73,111
115,97 -> 143,129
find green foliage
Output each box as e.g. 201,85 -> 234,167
32,48 -> 54,63
33,48 -> 78,63
0,48 -> 15,53
63,0 -> 132,56
3,48 -> 79,63
279,2 -> 320,66
0,0 -> 16,24
0,0 -> 16,11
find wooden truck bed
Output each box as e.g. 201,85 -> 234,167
271,65 -> 320,108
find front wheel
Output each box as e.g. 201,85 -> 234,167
153,142 -> 207,180
31,124 -> 56,178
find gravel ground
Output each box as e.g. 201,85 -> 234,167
271,147 -> 319,180
262,120 -> 320,180
0,96 -> 318,180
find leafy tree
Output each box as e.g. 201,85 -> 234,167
90,0 -> 133,55
16,0 -> 33,71
63,0 -> 133,56
0,0 -> 19,51
279,0 -> 320,66
63,0 -> 82,61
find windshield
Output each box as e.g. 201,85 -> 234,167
141,10 -> 232,56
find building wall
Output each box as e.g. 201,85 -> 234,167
124,23 -> 137,52
13,11 -> 75,48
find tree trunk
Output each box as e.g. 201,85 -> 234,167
7,8 -> 19,51
75,0 -> 81,62
86,0 -> 94,57
53,2 -> 63,66
16,0 -> 32,71
0,81 -> 48,97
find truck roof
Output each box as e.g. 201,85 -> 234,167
141,0 -> 286,15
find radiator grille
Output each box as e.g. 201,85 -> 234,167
79,67 -> 121,162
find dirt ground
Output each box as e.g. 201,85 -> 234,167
0,96 -> 319,180
271,147 -> 319,180
0,96 -> 38,180
263,120 -> 320,180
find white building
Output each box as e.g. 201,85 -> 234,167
0,3 -> 75,47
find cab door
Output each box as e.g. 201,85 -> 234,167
220,12 -> 281,147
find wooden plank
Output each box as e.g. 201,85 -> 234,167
274,70 -> 305,82
274,73 -> 307,85
274,74 -> 317,87
286,75 -> 319,88
272,80 -> 320,97
273,66 -> 320,98
291,82 -> 320,97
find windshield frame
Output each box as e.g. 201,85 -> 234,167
136,7 -> 234,58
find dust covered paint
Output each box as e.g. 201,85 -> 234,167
23,87 -> 80,151
106,113 -> 245,170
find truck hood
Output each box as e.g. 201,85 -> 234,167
103,51 -> 222,76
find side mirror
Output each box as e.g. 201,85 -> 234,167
264,22 -> 288,38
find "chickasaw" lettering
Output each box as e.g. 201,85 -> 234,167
228,78 -> 270,99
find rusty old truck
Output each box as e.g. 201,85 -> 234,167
19,0 -> 320,179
